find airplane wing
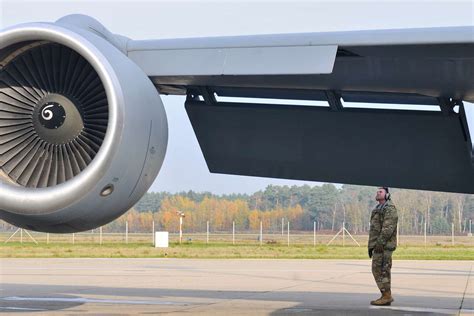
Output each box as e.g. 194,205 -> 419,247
1,15 -> 473,232
128,26 -> 474,194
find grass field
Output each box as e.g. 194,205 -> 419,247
1,231 -> 472,260
1,242 -> 473,260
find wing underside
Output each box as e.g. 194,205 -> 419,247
128,26 -> 474,193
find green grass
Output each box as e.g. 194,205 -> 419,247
1,242 -> 473,260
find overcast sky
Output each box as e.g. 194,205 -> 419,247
1,1 -> 473,194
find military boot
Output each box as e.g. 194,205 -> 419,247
370,291 -> 394,306
369,290 -> 384,305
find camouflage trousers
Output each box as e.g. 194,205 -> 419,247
371,250 -> 393,293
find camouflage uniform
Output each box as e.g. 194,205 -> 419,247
368,200 -> 398,294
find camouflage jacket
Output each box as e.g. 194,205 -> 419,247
368,200 -> 398,251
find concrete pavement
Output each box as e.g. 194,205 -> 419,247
0,258 -> 472,315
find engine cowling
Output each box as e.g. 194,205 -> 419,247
0,15 -> 168,233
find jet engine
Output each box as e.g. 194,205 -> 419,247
0,15 -> 168,232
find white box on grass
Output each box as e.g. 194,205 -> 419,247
155,232 -> 169,248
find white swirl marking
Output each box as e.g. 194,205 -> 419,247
41,104 -> 54,121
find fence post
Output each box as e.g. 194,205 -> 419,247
424,222 -> 427,247
179,216 -> 183,244
469,219 -> 472,236
206,221 -> 209,244
281,218 -> 284,236
20,229 -> 23,244
342,222 -> 345,247
125,221 -> 129,244
287,221 -> 290,246
313,221 -> 316,247
260,221 -> 263,246
99,226 -> 103,245
232,221 -> 235,245
72,233 -> 75,245
452,222 -> 454,246
46,233 -> 49,244
152,221 -> 155,246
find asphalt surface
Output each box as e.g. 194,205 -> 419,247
0,258 -> 472,315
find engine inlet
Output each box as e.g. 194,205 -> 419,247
0,42 -> 109,188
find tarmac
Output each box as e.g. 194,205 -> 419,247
0,258 -> 472,315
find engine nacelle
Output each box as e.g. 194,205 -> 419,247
0,15 -> 168,232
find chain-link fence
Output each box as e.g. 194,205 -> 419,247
1,220 -> 472,247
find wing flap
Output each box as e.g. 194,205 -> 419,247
185,99 -> 474,194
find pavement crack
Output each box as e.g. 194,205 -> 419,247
458,262 -> 472,315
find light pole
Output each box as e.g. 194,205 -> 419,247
176,211 -> 185,244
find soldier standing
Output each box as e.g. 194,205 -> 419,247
368,187 -> 398,306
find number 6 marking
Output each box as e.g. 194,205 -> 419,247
41,104 -> 54,120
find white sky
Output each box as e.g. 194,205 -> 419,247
1,1 -> 473,194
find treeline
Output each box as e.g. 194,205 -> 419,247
1,184 -> 472,235
108,197 -> 308,234
119,184 -> 472,235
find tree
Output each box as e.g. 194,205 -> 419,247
431,216 -> 450,235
